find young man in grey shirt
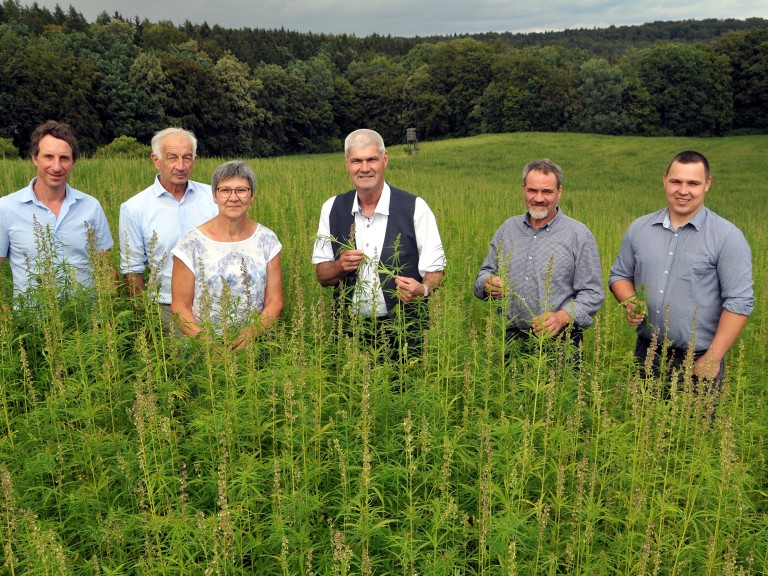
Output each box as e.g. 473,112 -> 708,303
609,150 -> 753,388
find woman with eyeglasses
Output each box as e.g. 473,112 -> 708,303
170,160 -> 283,348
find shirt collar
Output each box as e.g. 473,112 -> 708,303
351,182 -> 391,217
659,206 -> 707,231
152,174 -> 193,199
17,178 -> 81,205
523,206 -> 561,229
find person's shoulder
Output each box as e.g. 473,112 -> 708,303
69,186 -> 103,206
326,189 -> 355,208
701,207 -> 736,228
389,186 -> 422,206
389,185 -> 415,196
0,188 -> 23,207
0,188 -> 27,230
483,215 -> 522,239
121,179 -> 158,209
626,208 -> 664,229
178,226 -> 204,246
327,188 -> 355,200
390,186 -> 422,214
490,214 -> 523,230
700,207 -> 746,240
0,191 -> 13,212
256,223 -> 280,242
558,211 -> 592,230
79,194 -> 111,222
188,180 -> 212,193
1,184 -> 32,205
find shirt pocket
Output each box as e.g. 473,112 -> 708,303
681,253 -> 715,283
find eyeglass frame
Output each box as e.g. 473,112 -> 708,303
215,186 -> 252,199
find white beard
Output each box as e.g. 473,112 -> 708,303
528,206 -> 551,220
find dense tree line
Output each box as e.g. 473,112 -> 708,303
1,0 -> 766,157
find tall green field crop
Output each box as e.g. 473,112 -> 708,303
1,133 -> 766,575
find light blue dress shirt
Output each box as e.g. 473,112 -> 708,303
0,179 -> 113,294
119,176 -> 218,305
609,206 -> 754,351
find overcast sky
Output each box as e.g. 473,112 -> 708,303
27,0 -> 768,37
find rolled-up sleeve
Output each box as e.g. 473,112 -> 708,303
414,198 -> 446,276
608,225 -> 637,287
719,227 -> 754,316
311,197 -> 336,265
474,227 -> 502,300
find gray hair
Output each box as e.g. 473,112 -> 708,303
522,159 -> 564,189
211,161 -> 256,195
151,127 -> 198,157
344,129 -> 386,157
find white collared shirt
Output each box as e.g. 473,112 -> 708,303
312,183 -> 446,317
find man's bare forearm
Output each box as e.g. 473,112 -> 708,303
316,249 -> 364,287
422,270 -> 444,294
315,260 -> 346,286
124,272 -> 146,296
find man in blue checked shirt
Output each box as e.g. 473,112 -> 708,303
609,150 -> 754,388
474,158 -> 605,348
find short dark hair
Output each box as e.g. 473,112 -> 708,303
211,160 -> 256,195
29,120 -> 80,162
666,150 -> 710,179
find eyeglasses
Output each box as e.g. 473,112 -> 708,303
216,187 -> 251,199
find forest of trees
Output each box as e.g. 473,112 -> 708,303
1,0 -> 767,157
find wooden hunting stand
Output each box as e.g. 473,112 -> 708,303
405,127 -> 419,154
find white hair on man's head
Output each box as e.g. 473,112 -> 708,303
344,129 -> 385,157
151,127 -> 198,157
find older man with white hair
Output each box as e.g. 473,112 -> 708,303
119,127 -> 218,327
312,128 -> 446,360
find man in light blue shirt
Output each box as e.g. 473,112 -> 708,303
0,121 -> 114,296
119,127 -> 217,320
609,151 -> 754,386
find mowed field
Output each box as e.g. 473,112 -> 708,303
0,133 -> 766,574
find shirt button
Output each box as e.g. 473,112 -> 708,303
660,290 -> 664,294
664,271 -> 668,274
668,252 -> 673,255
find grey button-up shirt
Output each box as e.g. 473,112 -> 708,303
609,206 -> 754,351
474,209 -> 605,330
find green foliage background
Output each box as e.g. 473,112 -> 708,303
1,1 -> 768,156
0,133 -> 766,574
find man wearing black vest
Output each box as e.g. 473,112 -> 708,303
312,129 -> 446,360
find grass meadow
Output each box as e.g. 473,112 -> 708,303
1,132 -> 767,575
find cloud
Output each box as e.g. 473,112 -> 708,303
25,0 -> 768,36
